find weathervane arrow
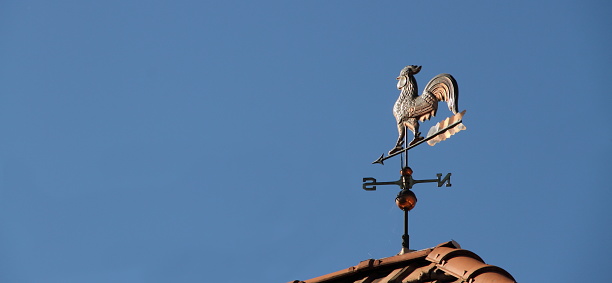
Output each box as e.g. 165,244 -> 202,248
372,110 -> 467,165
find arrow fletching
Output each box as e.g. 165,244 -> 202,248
426,110 -> 467,146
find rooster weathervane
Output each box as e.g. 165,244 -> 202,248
372,65 -> 467,165
363,65 -> 467,253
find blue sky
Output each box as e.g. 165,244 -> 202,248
1,1 -> 610,282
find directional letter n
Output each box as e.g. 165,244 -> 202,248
436,173 -> 452,187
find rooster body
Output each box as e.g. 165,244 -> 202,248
389,65 -> 459,155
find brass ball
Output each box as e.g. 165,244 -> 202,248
395,189 -> 417,211
401,167 -> 413,176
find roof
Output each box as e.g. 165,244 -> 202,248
289,241 -> 516,283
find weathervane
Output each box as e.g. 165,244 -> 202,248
362,65 -> 467,254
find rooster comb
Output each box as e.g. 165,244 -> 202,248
400,65 -> 422,76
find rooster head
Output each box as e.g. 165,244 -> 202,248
399,65 -> 421,76
397,65 -> 421,89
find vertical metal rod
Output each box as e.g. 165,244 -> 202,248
404,127 -> 409,168
402,208 -> 409,250
402,126 -> 409,251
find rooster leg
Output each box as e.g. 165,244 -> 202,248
388,123 -> 406,155
406,119 -> 424,146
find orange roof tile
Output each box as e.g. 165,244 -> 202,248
289,241 -> 516,283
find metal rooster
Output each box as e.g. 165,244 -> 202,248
389,65 -> 459,155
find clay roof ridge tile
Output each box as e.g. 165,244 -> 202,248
426,246 -> 516,283
289,241 -> 516,283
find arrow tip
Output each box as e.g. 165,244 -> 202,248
372,153 -> 385,165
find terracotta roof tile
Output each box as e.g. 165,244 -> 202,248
290,241 -> 516,283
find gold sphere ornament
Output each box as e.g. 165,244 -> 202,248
395,189 -> 417,211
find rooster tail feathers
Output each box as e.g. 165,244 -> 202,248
424,74 -> 459,114
426,110 -> 467,146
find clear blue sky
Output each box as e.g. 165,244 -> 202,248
1,1 -> 610,282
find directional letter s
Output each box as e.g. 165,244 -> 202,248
362,178 -> 377,191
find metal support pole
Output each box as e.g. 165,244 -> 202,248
402,209 -> 409,250
404,127 -> 409,168
402,126 -> 409,251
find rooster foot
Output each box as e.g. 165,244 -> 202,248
409,134 -> 424,146
388,146 -> 404,155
